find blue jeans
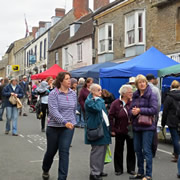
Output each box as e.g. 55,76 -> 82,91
133,131 -> 154,177
76,103 -> 85,127
0,102 -> 5,120
169,127 -> 180,155
6,106 -> 18,134
42,126 -> 74,180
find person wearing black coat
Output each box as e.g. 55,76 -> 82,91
162,80 -> 180,163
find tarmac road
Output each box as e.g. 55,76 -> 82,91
0,111 -> 178,180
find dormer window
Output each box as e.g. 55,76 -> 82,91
70,22 -> 82,37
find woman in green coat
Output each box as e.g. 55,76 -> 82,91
85,83 -> 111,180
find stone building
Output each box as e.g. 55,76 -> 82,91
3,36 -> 33,78
93,0 -> 180,63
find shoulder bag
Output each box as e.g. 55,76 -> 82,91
87,119 -> 104,141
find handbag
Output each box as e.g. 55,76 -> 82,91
138,115 -> 154,126
9,95 -> 17,105
87,121 -> 104,141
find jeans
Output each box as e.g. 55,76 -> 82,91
6,106 -> 18,134
133,130 -> 154,177
76,103 -> 85,127
169,127 -> 180,155
42,126 -> 74,180
0,102 -> 5,120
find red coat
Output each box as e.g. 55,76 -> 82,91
109,99 -> 131,134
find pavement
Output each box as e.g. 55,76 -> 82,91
0,111 -> 178,180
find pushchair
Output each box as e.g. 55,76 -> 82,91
29,93 -> 38,113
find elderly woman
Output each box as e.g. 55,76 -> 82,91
42,72 -> 77,180
161,81 -> 180,170
2,78 -> 24,136
85,83 -> 111,180
109,84 -> 135,176
129,75 -> 158,180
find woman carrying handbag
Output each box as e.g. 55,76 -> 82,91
85,83 -> 111,180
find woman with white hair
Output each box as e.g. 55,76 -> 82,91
85,83 -> 111,180
109,84 -> 136,176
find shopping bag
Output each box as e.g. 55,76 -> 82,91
16,98 -> 22,109
9,95 -> 17,105
104,145 -> 112,164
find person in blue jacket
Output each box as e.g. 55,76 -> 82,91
2,77 -> 24,136
85,83 -> 111,180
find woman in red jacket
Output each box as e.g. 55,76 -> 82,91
109,84 -> 135,176
78,78 -> 93,120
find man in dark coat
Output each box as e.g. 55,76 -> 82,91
19,75 -> 29,116
0,78 -> 9,121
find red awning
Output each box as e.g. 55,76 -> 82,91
31,64 -> 66,80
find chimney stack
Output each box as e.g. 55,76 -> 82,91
94,0 -> 109,11
55,8 -> 65,17
39,21 -> 46,28
32,27 -> 38,38
73,0 -> 89,19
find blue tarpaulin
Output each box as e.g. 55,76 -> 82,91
100,47 -> 178,78
70,62 -> 117,83
99,47 -> 179,98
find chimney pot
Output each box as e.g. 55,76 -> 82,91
94,0 -> 109,11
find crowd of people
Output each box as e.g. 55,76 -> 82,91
0,72 -> 180,180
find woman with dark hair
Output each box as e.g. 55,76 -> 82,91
78,77 -> 93,120
101,89 -> 115,112
42,72 -> 77,180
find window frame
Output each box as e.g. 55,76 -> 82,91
64,47 -> 69,66
98,23 -> 114,54
125,10 -> 145,47
77,43 -> 82,62
55,52 -> 59,64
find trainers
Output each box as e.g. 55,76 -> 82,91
42,171 -> 49,179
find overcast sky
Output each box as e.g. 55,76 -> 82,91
0,0 -> 114,60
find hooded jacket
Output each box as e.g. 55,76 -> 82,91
162,89 -> 180,128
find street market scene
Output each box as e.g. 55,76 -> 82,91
0,0 -> 180,180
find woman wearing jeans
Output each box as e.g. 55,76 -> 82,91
42,72 -> 77,180
129,75 -> 157,180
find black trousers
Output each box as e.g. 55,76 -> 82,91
114,133 -> 136,173
41,103 -> 48,130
